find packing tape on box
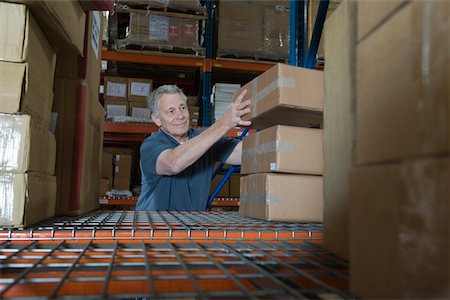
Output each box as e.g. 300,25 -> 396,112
242,140 -> 294,158
241,193 -> 280,204
0,173 -> 18,225
250,76 -> 295,116
0,114 -> 25,172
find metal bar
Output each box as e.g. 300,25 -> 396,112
141,241 -> 157,297
299,0 -> 309,67
306,0 -> 330,69
48,241 -> 92,299
289,0 -> 298,65
0,241 -> 64,298
100,241 -> 119,298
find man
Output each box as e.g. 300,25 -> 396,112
135,84 -> 251,210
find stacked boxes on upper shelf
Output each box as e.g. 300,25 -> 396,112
103,76 -> 152,120
346,1 -> 449,299
116,0 -> 205,54
237,63 -> 324,222
0,2 -> 57,226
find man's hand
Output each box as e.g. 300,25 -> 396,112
220,89 -> 252,129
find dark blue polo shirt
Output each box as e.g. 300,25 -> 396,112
136,128 -> 239,211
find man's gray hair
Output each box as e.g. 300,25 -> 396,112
148,84 -> 187,116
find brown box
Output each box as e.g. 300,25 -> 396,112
128,78 -> 153,102
101,152 -> 113,184
104,76 -> 128,101
209,174 -> 230,198
99,179 -> 109,196
0,172 -> 56,227
11,0 -> 86,55
114,154 -> 132,190
241,125 -> 323,175
229,173 -> 241,198
263,6 -> 289,58
239,173 -> 323,222
181,18 -> 199,47
355,1 -> 449,165
349,156 -> 449,299
129,101 -> 151,119
218,1 -> 263,54
237,63 -> 324,130
105,100 -> 128,118
356,0 -> 407,41
129,13 -> 183,46
0,114 -> 56,175
53,80 -> 104,216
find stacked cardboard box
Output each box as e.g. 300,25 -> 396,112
0,3 -> 57,227
102,148 -> 133,192
127,12 -> 200,49
237,63 -> 324,222
345,1 -> 449,298
52,11 -> 105,216
104,76 -> 152,120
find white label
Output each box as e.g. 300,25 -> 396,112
106,82 -> 127,98
149,15 -> 169,41
131,82 -> 151,97
91,11 -> 101,60
132,107 -> 151,119
270,163 -> 277,171
106,104 -> 127,118
99,198 -> 108,204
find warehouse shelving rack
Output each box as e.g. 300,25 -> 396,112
0,211 -> 352,299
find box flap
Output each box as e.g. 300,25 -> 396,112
0,61 -> 26,113
0,2 -> 27,61
0,173 -> 26,227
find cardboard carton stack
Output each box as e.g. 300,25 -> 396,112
102,148 -> 133,193
104,76 -> 152,120
345,1 -> 449,298
0,2 -> 57,227
213,83 -> 241,122
52,11 -> 105,216
236,63 -> 324,222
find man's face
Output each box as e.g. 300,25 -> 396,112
152,93 -> 190,141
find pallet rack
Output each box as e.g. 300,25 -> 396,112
0,211 -> 351,299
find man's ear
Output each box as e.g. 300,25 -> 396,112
151,112 -> 162,127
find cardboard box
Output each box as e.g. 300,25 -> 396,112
0,172 -> 56,227
237,63 -> 324,130
263,6 -> 289,58
356,0 -> 407,42
128,78 -> 153,102
105,100 -> 128,118
101,152 -> 113,185
129,13 -> 184,46
99,179 -> 109,196
11,0 -> 86,54
53,80 -> 104,215
129,101 -> 151,119
181,18 -> 199,47
104,77 -> 128,101
349,157 -> 449,299
229,173 -> 241,198
355,1 -> 449,165
113,154 -> 132,190
241,125 -> 323,175
0,114 -> 56,175
218,1 -> 263,54
239,173 -> 323,222
322,0 -> 355,260
209,174 -> 230,198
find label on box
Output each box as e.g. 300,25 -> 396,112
169,25 -> 179,40
149,15 -> 169,41
132,107 -> 151,119
270,163 -> 277,171
106,104 -> 127,118
131,82 -> 151,97
184,23 -> 195,38
91,11 -> 101,60
106,82 -> 127,98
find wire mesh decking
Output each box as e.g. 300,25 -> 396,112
0,239 -> 350,299
0,211 -> 323,241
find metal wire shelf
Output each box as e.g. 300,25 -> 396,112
0,239 -> 351,299
0,211 -> 323,241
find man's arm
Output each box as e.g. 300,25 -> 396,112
156,89 -> 251,175
224,141 -> 242,165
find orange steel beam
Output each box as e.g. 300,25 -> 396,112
101,49 -> 204,68
212,59 -> 274,73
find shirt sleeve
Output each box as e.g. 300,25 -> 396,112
140,133 -> 173,176
214,136 -> 240,164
